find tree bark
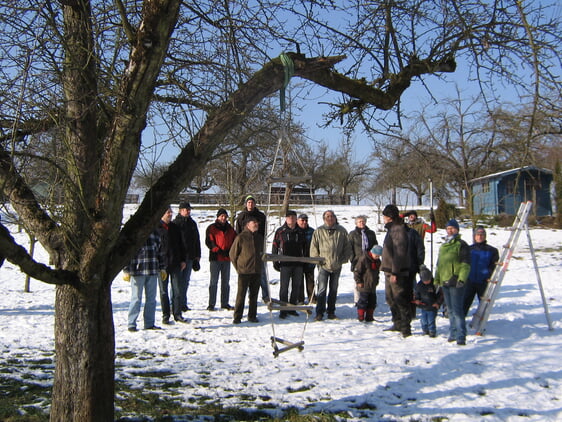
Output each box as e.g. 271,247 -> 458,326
51,283 -> 115,421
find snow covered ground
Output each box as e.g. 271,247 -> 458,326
1,205 -> 561,421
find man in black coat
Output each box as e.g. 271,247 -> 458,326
173,202 -> 201,312
380,204 -> 412,337
157,207 -> 187,324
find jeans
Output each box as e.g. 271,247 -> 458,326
420,309 -> 437,334
443,285 -> 467,342
179,260 -> 193,311
315,268 -> 341,317
260,262 -> 270,301
209,260 -> 231,308
158,270 -> 183,320
128,274 -> 158,329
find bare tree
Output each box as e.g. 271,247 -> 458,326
0,1 -> 560,420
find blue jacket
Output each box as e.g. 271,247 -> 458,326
468,241 -> 499,284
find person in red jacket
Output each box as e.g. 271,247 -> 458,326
205,208 -> 237,311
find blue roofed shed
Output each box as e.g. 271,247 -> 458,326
470,166 -> 553,216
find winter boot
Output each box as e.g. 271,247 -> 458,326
365,308 -> 375,322
357,309 -> 365,322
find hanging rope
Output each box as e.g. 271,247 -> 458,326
279,53 -> 294,113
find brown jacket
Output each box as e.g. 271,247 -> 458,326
229,229 -> 263,275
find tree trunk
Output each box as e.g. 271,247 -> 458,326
51,282 -> 115,421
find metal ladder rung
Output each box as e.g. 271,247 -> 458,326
267,176 -> 312,184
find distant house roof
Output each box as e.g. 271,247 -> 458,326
469,166 -> 553,184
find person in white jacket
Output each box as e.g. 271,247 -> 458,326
310,210 -> 352,321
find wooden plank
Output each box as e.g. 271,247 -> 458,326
262,253 -> 324,264
271,337 -> 305,357
267,298 -> 313,313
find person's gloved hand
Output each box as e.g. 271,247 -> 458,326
192,260 -> 201,271
160,270 -> 167,281
123,272 -> 130,282
273,262 -> 280,272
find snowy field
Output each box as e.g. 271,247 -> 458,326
1,205 -> 561,421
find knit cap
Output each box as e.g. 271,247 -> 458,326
446,219 -> 460,230
370,245 -> 383,256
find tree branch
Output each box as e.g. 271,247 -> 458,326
0,223 -> 79,286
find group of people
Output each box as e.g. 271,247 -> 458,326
123,197 -> 499,346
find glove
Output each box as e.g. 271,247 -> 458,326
123,272 -> 130,282
160,270 -> 167,281
273,262 -> 281,272
192,260 -> 200,272
218,248 -> 229,257
456,280 -> 465,288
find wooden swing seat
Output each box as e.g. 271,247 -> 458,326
271,336 -> 305,357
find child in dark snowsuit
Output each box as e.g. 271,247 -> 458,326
353,245 -> 382,322
413,266 -> 443,337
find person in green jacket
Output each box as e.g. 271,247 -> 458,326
310,210 -> 352,321
434,219 -> 471,345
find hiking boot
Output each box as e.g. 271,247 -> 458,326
144,326 -> 162,330
174,316 -> 189,323
128,327 -> 137,332
327,313 -> 337,320
162,317 -> 172,325
314,314 -> 323,322
248,317 -> 259,323
221,304 -> 234,310
233,319 -> 241,324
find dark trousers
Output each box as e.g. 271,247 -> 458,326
463,281 -> 487,316
357,291 -> 377,310
298,269 -> 315,304
384,273 -> 413,334
234,273 -> 261,321
158,270 -> 183,320
279,265 -> 303,312
209,260 -> 231,308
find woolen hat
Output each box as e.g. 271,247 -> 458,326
420,267 -> 433,282
245,194 -> 255,203
285,210 -> 297,217
474,226 -> 486,235
382,204 -> 400,219
216,208 -> 228,217
179,202 -> 192,209
370,245 -> 383,256
446,219 -> 460,230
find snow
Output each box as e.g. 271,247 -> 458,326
1,205 -> 561,421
